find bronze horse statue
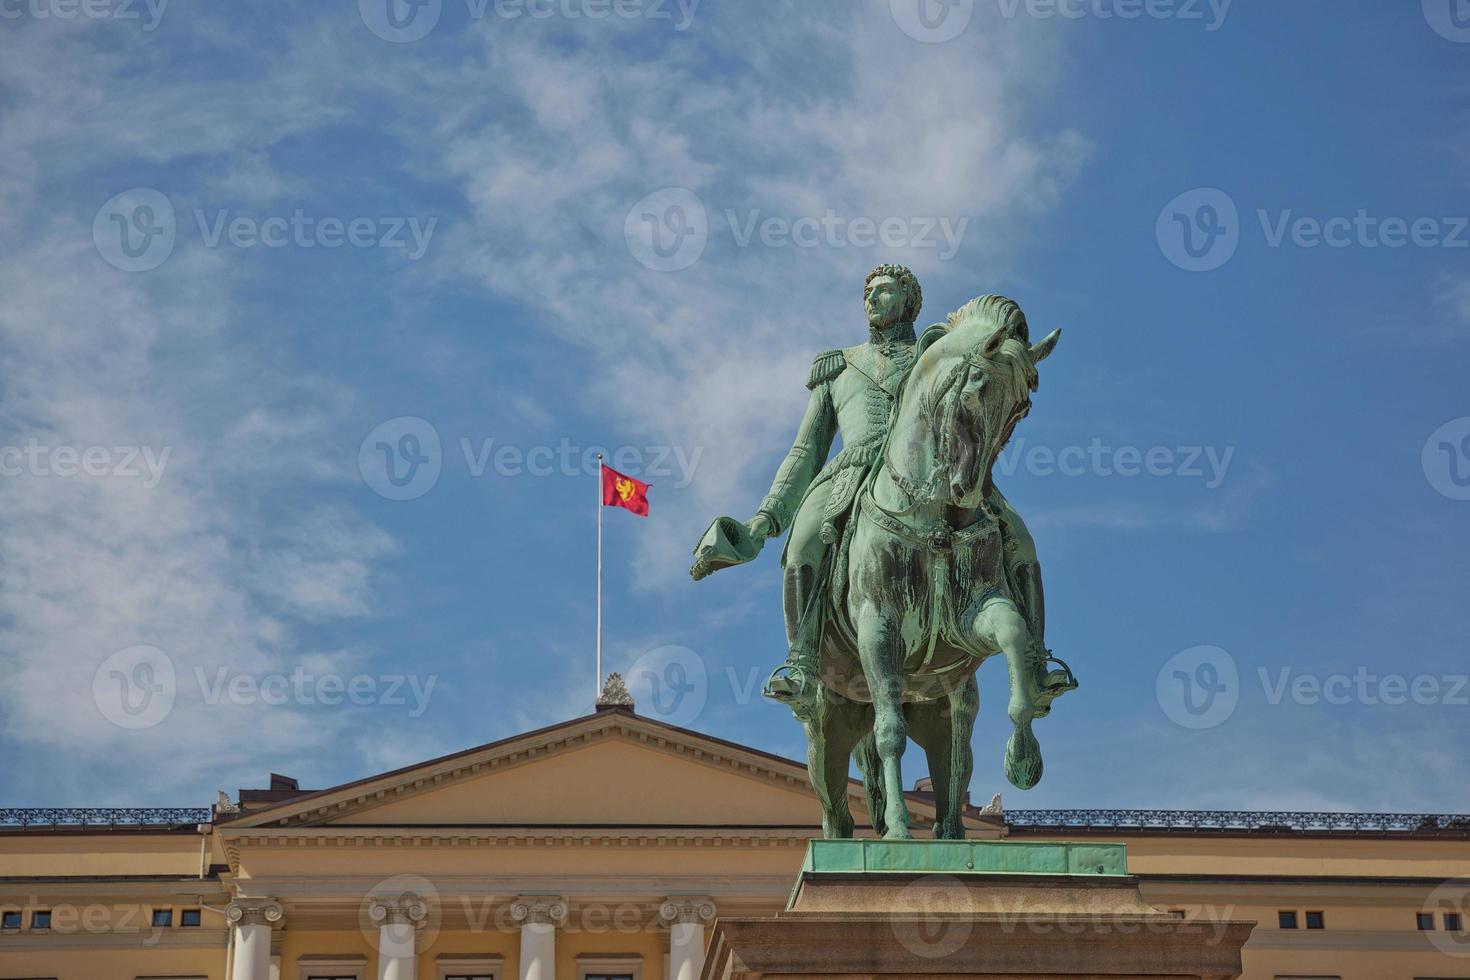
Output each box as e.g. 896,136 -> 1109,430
803,294 -> 1075,839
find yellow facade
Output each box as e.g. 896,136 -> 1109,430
2,705 -> 1466,980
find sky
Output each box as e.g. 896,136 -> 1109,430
0,0 -> 1467,816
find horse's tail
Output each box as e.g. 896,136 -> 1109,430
855,731 -> 886,838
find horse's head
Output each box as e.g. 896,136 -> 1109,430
899,295 -> 1060,510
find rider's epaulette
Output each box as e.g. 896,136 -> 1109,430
806,349 -> 846,390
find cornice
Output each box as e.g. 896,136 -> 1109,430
218,825 -> 818,876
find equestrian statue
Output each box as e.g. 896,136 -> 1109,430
692,266 -> 1076,840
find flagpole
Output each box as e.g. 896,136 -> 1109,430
596,452 -> 604,701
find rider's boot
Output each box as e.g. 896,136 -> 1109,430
763,647 -> 821,721
1028,640 -> 1077,717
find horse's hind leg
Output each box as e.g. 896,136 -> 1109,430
854,729 -> 886,838
803,686 -> 869,839
906,675 -> 978,839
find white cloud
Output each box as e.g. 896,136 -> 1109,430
383,2 -> 1090,589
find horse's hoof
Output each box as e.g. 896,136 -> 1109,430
884,827 -> 915,840
1005,727 -> 1043,790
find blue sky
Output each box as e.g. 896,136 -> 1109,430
1,0 -> 1467,815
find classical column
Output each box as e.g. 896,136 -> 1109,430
659,897 -> 716,980
510,896 -> 566,980
226,900 -> 284,980
370,896 -> 427,980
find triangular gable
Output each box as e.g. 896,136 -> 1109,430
225,709 -> 951,830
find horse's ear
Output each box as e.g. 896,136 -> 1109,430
1029,328 -> 1061,364
982,327 -> 1008,357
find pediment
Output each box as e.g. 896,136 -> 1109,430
224,710 -> 921,830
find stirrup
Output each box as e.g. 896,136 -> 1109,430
1031,653 -> 1078,717
763,662 -> 817,702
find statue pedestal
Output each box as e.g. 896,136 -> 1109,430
702,840 -> 1253,980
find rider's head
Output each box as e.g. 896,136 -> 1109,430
864,263 -> 922,330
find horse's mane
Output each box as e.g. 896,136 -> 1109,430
946,293 -> 1031,345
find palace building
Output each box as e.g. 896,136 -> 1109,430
2,699 -> 1467,980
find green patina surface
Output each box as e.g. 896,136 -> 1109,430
693,269 -> 1079,842
801,838 -> 1127,878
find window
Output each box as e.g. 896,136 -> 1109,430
180,908 -> 202,927
1447,912 -> 1464,932
151,908 -> 173,927
1,910 -> 20,929
31,910 -> 51,929
577,953 -> 641,980
297,955 -> 366,980
1277,911 -> 1298,929
1304,910 -> 1324,929
1417,912 -> 1436,930
438,954 -> 502,980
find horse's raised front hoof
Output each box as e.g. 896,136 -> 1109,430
1004,727 -> 1044,790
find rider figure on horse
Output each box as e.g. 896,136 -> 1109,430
738,264 -> 1050,718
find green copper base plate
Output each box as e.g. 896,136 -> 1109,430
801,838 -> 1127,878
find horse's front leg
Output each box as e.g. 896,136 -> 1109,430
972,598 -> 1044,790
855,601 -> 912,839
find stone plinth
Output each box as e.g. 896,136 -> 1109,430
702,840 -> 1254,980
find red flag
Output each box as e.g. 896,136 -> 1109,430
601,464 -> 650,516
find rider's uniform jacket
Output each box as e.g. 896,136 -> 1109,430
755,320 -> 921,544
756,319 -> 1047,645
